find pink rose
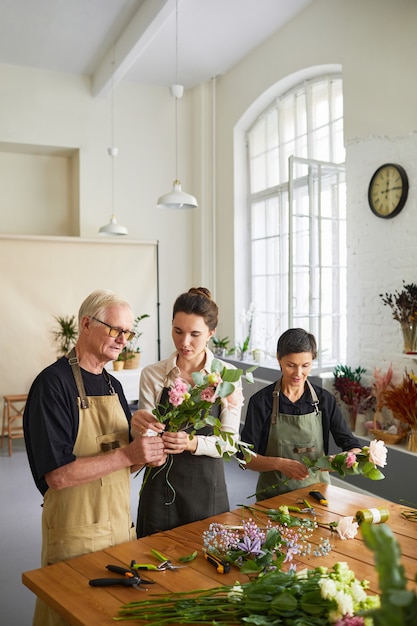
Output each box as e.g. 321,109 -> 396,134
172,378 -> 189,394
336,516 -> 359,540
345,452 -> 357,468
368,439 -> 388,468
201,387 -> 217,403
168,389 -> 186,406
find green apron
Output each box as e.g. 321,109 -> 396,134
256,378 -> 330,501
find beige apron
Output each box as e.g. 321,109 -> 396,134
256,378 -> 330,501
33,354 -> 135,626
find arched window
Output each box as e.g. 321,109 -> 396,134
243,75 -> 345,368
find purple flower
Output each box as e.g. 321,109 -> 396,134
237,535 -> 265,556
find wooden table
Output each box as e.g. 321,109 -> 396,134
22,483 -> 417,625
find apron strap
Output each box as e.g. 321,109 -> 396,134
270,377 -> 320,425
66,347 -> 89,409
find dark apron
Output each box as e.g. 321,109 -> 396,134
136,387 -> 229,537
256,378 -> 330,501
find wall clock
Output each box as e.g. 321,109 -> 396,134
368,163 -> 409,219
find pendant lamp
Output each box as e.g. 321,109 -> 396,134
157,1 -> 198,210
99,51 -> 128,235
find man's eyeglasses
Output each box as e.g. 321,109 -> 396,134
92,317 -> 136,341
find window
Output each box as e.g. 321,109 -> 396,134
246,76 -> 345,368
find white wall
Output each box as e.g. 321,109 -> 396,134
211,0 -> 417,375
0,65 -> 197,360
1,0 -> 417,393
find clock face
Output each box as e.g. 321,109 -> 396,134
368,163 -> 409,219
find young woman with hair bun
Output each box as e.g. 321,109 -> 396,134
132,287 -> 243,537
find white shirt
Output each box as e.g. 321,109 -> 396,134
139,348 -> 242,457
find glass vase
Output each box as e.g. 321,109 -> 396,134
400,321 -> 417,353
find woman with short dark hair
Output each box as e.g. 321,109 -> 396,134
241,328 -> 360,500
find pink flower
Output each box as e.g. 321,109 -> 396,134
336,516 -> 359,540
168,389 -> 186,406
201,387 -> 217,403
345,452 -> 357,468
368,440 -> 388,468
172,378 -> 189,394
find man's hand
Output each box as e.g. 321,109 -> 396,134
126,435 -> 166,467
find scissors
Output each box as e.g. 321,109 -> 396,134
131,559 -> 186,571
295,498 -> 323,517
89,564 -> 155,589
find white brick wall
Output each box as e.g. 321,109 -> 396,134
346,132 -> 417,382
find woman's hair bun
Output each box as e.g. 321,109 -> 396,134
188,287 -> 212,300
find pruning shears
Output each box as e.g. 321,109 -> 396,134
295,497 -> 323,517
89,564 -> 155,589
131,549 -> 186,572
203,551 -> 230,574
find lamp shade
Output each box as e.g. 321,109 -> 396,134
98,215 -> 128,236
157,180 -> 198,210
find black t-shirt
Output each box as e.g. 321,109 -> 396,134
241,379 -> 360,456
23,356 -> 131,495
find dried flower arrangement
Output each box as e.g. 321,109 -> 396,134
380,282 -> 417,352
333,365 -> 374,431
382,371 -> 417,450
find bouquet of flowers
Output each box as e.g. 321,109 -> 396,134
303,440 -> 387,481
382,370 -> 417,430
116,560 -> 380,624
372,364 -> 394,413
152,358 -> 255,460
380,281 -> 417,324
140,359 -> 256,503
380,282 -> 417,353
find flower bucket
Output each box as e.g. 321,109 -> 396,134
112,360 -> 124,371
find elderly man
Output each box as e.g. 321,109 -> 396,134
24,289 -> 166,626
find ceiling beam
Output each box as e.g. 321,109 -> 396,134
91,0 -> 175,97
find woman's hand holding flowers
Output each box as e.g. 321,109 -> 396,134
161,429 -> 197,454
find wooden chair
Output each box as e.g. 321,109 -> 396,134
1,394 -> 28,456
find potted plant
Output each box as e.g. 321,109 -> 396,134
121,313 -> 150,369
112,352 -> 125,371
51,314 -> 78,357
333,364 -> 374,433
211,336 -> 230,357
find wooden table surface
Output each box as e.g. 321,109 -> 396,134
22,483 -> 417,625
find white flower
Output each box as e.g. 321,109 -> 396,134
336,516 -> 359,540
319,577 -> 337,599
228,583 -> 243,603
328,590 -> 354,622
350,579 -> 368,603
368,439 -> 388,467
